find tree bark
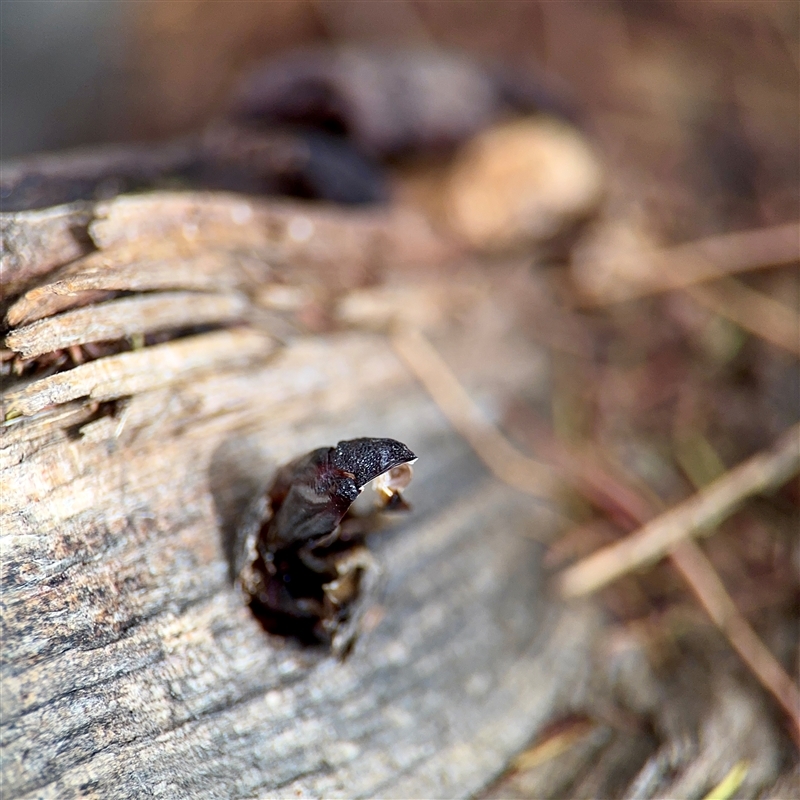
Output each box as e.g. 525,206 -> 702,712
1,190 -> 593,799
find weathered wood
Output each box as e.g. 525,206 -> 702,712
5,292 -> 248,360
88,193 -> 454,277
0,203 -> 93,299
1,190 -> 596,798
2,329 -> 276,417
2,335 -> 591,799
0,141 -> 198,213
6,244 -> 260,327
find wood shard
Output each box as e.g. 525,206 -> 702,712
5,292 -> 249,359
0,203 -> 93,299
5,241 -> 269,327
2,329 -> 275,417
5,193 -> 452,329
90,192 -> 453,275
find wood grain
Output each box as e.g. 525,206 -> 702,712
1,331 -> 591,799
0,203 -> 93,299
1,190 -> 590,799
5,292 -> 248,359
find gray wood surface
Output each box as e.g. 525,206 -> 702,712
2,338 -> 591,799
1,192 -> 594,799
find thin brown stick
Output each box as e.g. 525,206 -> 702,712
686,278 -> 800,357
394,328 -> 800,741
670,539 -> 800,744
529,416 -> 800,745
391,327 -> 561,499
581,222 -> 799,305
558,422 -> 800,597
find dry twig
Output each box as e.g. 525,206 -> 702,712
549,430 -> 800,746
391,327 -> 561,499
557,422 -> 800,597
553,425 -> 800,745
580,222 -> 799,305
685,277 -> 800,357
671,539 -> 800,744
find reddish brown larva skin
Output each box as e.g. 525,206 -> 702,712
263,438 -> 415,550
237,438 -> 416,652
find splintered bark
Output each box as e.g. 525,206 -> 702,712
1,189 -> 593,799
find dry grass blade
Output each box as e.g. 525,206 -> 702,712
512,719 -> 596,772
579,222 -> 799,305
533,424 -> 800,748
700,761 -> 750,800
391,327 -> 561,499
685,278 -> 800,357
671,540 -> 800,745
558,422 -> 800,598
